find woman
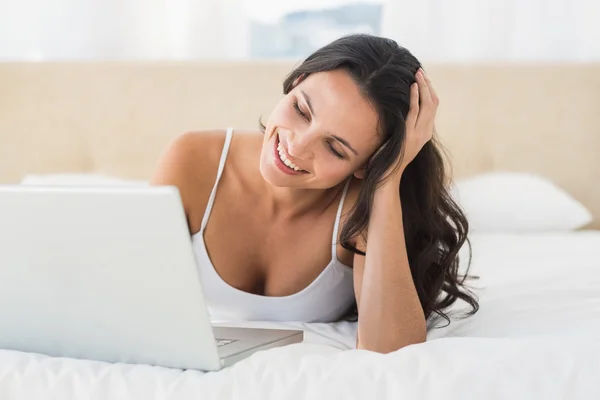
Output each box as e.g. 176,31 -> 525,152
151,34 -> 478,354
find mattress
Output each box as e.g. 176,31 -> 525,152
1,223 -> 600,398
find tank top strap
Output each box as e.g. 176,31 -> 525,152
200,127 -> 233,232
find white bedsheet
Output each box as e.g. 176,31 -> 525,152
2,231 -> 600,399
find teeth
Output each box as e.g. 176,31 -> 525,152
277,142 -> 303,172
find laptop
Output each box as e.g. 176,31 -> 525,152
0,184 -> 303,371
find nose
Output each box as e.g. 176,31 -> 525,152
287,130 -> 314,161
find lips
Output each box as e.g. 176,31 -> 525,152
273,133 -> 307,175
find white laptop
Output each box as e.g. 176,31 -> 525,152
0,185 -> 303,371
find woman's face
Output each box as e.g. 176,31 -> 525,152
259,69 -> 381,189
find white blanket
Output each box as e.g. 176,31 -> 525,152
2,231 -> 600,399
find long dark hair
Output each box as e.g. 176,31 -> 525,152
266,34 -> 478,325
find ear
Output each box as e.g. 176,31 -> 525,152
354,146 -> 380,180
353,167 -> 366,180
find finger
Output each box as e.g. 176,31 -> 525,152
423,71 -> 439,107
416,69 -> 433,108
421,71 -> 438,139
406,82 -> 419,128
415,69 -> 435,131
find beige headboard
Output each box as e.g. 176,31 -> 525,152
1,62 -> 599,228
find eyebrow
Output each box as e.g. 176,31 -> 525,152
301,90 -> 315,116
331,135 -> 359,156
301,90 -> 359,157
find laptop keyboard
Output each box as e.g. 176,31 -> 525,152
215,338 -> 238,347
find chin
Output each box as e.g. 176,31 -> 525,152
259,160 -> 299,188
258,160 -> 279,187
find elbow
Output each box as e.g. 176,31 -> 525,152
357,326 -> 427,354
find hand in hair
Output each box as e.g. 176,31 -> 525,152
393,68 -> 439,181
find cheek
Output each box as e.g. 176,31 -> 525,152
314,153 -> 355,182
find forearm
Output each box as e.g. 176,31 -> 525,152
357,180 -> 427,353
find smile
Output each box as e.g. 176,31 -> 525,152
274,133 -> 308,175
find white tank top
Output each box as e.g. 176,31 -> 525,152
191,128 -> 356,323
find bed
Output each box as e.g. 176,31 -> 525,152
1,63 -> 600,399
1,221 -> 599,399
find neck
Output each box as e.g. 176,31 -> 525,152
262,181 -> 346,220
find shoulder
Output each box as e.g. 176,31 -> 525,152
151,129 -> 228,176
150,129 -> 229,191
149,129 -> 229,231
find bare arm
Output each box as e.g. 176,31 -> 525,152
354,68 -> 438,353
354,183 -> 426,353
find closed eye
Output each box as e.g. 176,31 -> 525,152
293,101 -> 310,121
327,142 -> 345,159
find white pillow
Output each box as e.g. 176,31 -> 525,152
453,172 -> 593,233
21,173 -> 148,187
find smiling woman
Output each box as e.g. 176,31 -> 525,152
151,33 -> 479,354
259,68 -> 380,189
